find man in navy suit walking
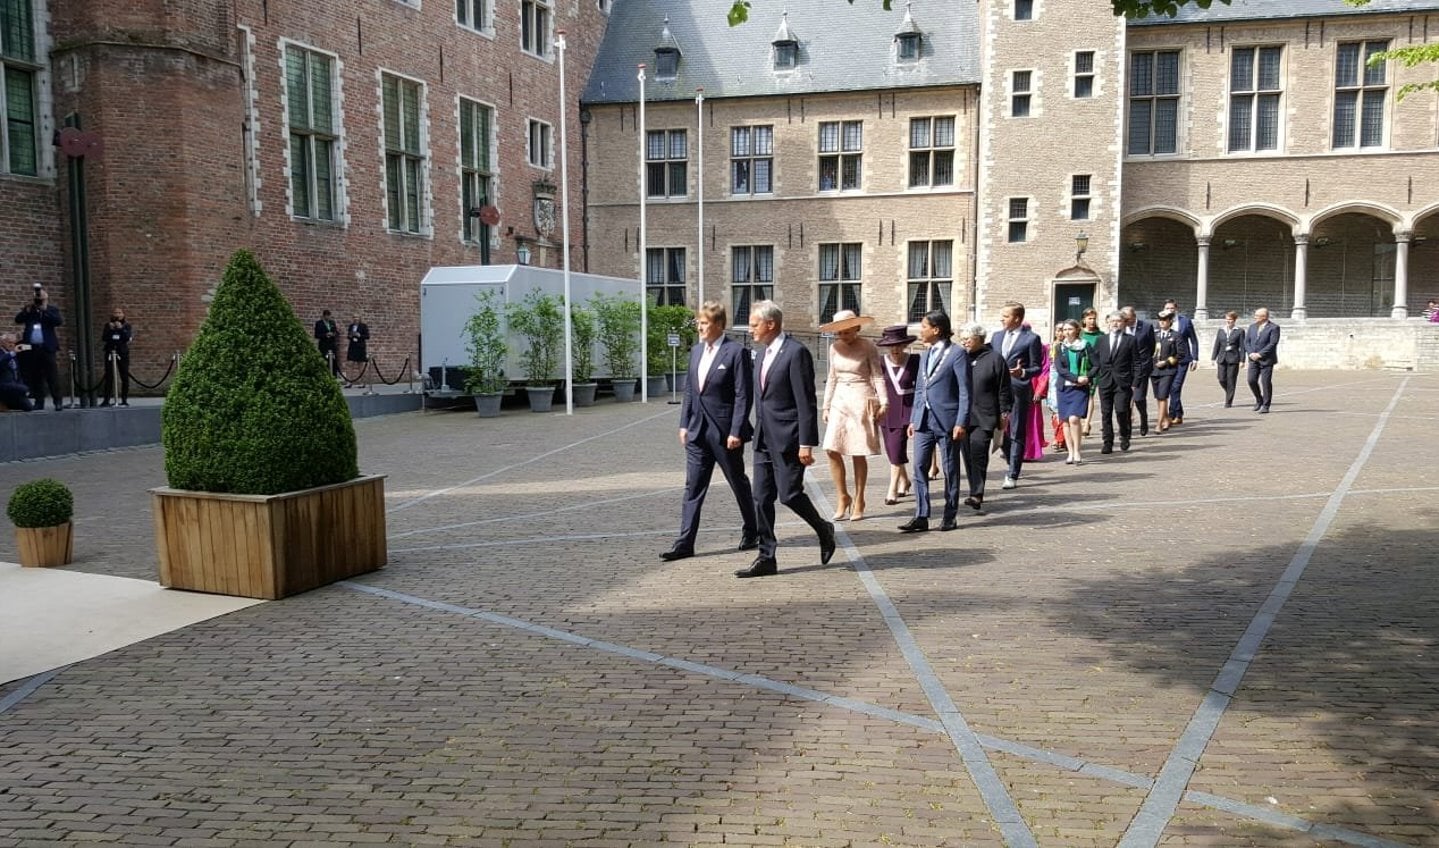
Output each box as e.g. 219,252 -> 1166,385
1122,306 -> 1157,435
899,310 -> 970,533
995,302 -> 1043,489
1246,307 -> 1280,413
1163,298 -> 1199,424
661,301 -> 759,562
739,300 -> 836,578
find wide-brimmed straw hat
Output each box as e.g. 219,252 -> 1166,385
818,309 -> 875,334
875,324 -> 917,347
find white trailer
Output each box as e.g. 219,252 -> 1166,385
419,264 -> 641,391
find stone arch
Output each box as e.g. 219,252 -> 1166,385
1207,203 -> 1301,238
1118,213 -> 1199,312
1120,205 -> 1202,233
1309,200 -> 1403,233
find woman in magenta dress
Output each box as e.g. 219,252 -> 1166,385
875,324 -> 919,505
1022,322 -> 1048,461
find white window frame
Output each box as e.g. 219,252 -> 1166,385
906,240 -> 952,323
520,0 -> 552,59
1228,45 -> 1284,154
907,115 -> 956,189
818,242 -> 863,317
527,118 -> 553,169
1128,48 -> 1182,156
0,0 -> 43,178
1010,70 -> 1033,118
1073,50 -> 1096,99
645,128 -> 687,199
1333,39 -> 1389,150
458,95 -> 497,246
380,69 -> 430,236
730,245 -> 775,319
1007,197 -> 1031,244
730,125 -> 774,196
456,0 -> 494,35
281,40 -> 344,223
646,247 -> 687,306
817,120 -> 862,192
1069,174 -> 1091,221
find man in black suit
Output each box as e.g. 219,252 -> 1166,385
661,300 -> 759,562
315,310 -> 340,376
14,284 -> 64,411
1090,311 -> 1136,454
956,322 -> 1009,513
1121,306 -> 1156,435
1163,298 -> 1199,424
1246,307 -> 1280,413
741,300 -> 836,578
1211,310 -> 1246,407
994,301 -> 1043,490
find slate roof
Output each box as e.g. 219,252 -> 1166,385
1128,0 -> 1439,26
581,0 -> 980,105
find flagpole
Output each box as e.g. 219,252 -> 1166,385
696,87 -> 704,308
638,64 -> 649,404
557,30 -> 574,415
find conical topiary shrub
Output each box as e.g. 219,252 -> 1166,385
162,250 -> 359,495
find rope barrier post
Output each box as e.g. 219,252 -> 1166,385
68,350 -> 77,410
108,351 -> 118,405
363,359 -> 376,396
405,358 -> 415,394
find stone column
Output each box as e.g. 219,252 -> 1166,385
1391,230 -> 1411,319
1194,235 -> 1211,321
1291,233 -> 1309,321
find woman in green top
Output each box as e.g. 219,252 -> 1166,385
1078,307 -> 1102,436
1053,319 -> 1093,465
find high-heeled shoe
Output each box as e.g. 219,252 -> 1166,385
850,501 -> 866,522
832,497 -> 852,521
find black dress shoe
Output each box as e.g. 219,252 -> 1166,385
735,557 -> 778,578
1139,426 -> 1149,437
1253,402 -> 1263,411
1120,440 -> 1130,452
1224,401 -> 1233,408
898,517 -> 929,533
963,496 -> 983,511
1259,406 -> 1270,414
659,548 -> 694,562
737,536 -> 759,552
939,518 -> 958,532
1100,445 -> 1113,455
818,522 -> 836,565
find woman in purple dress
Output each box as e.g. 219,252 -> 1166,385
875,324 -> 919,506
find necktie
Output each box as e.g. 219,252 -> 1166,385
758,345 -> 769,390
928,344 -> 943,376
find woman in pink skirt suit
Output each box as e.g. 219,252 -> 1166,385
820,310 -> 888,522
1023,323 -> 1049,461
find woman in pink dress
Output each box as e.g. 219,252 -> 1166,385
1023,322 -> 1049,461
820,310 -> 888,522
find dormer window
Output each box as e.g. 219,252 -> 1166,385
772,12 -> 799,71
895,1 -> 922,62
654,17 -> 681,80
775,41 -> 797,69
655,48 -> 678,79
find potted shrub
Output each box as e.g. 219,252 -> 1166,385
647,302 -> 696,396
154,250 -> 385,600
7,478 -> 74,568
592,293 -> 641,402
507,288 -> 564,412
463,288 -> 509,417
570,303 -> 598,407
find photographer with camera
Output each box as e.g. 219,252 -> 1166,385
14,283 -> 64,411
314,309 -> 340,377
100,307 -> 133,406
0,333 -> 35,411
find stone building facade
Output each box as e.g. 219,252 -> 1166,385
0,0 -> 606,384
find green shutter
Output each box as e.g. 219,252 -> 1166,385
290,134 -> 311,217
4,66 -> 35,175
285,46 -> 308,129
460,99 -> 475,167
476,105 -> 490,172
1,0 -> 36,62
402,81 -> 420,153
382,75 -> 401,150
310,54 -> 332,134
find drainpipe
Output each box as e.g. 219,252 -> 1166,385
579,107 -> 592,273
62,114 -> 97,408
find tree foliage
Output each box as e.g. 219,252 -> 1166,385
162,250 -> 358,495
506,289 -> 564,386
570,304 -> 597,384
6,478 -> 73,528
591,293 -> 641,380
464,288 -> 508,395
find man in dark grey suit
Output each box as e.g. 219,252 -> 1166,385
1246,307 -> 1280,413
740,300 -> 836,578
661,300 -> 759,562
1090,311 -> 1136,454
956,322 -> 1010,513
1163,298 -> 1200,424
1122,306 -> 1157,435
994,301 -> 1043,489
1211,310 -> 1246,407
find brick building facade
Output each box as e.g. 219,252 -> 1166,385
0,0 -> 606,386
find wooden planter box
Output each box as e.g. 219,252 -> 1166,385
15,522 -> 74,568
153,475 -> 386,599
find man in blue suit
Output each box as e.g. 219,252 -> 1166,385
1245,307 -> 1280,413
899,310 -> 970,533
14,285 -> 64,411
661,301 -> 759,562
1163,298 -> 1199,424
739,300 -> 835,578
995,301 -> 1043,489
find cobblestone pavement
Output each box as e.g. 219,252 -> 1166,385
1,370 -> 1436,847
